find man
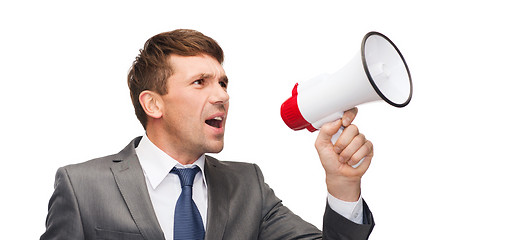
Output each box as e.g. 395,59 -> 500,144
41,29 -> 374,240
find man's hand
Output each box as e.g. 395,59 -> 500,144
315,107 -> 374,202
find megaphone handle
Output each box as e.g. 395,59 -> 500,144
330,126 -> 365,168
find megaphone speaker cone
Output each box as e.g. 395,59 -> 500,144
362,32 -> 412,107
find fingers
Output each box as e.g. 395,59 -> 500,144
341,133 -> 366,164
333,124 -> 359,156
342,107 -> 358,127
316,107 -> 358,148
333,124 -> 374,167
349,140 -> 373,167
350,150 -> 373,174
315,119 -> 342,148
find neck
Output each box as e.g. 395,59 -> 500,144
145,127 -> 201,165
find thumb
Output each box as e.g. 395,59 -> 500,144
316,119 -> 342,146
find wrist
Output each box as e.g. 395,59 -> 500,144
326,175 -> 361,202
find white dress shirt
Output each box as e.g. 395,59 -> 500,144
135,134 -> 363,239
136,134 -> 208,240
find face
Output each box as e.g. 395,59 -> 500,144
158,54 -> 229,160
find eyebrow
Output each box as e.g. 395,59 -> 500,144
198,73 -> 228,84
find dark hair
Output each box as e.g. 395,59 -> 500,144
127,29 -> 224,129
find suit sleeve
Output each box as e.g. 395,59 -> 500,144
323,200 -> 375,239
254,164 -> 322,239
253,164 -> 375,240
40,167 -> 85,240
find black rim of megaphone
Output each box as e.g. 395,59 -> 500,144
361,31 -> 413,108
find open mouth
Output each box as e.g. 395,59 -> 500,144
205,116 -> 223,129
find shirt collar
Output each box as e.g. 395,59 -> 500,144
135,133 -> 207,190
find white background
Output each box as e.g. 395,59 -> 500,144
1,0 -> 508,239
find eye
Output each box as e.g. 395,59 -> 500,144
192,79 -> 204,85
219,81 -> 228,89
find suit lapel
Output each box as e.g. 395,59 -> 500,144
110,137 -> 165,240
204,156 -> 230,240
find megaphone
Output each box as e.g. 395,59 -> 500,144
281,31 -> 412,154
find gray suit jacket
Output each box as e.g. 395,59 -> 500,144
41,137 -> 374,239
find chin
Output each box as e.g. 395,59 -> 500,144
206,142 -> 224,154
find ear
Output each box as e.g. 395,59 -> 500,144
139,90 -> 163,119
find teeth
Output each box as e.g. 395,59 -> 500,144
213,116 -> 223,121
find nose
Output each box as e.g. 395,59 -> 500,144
210,82 -> 229,105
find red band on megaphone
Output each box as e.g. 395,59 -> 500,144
280,83 -> 317,132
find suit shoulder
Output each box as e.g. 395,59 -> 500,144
63,153 -> 118,171
205,155 -> 255,168
60,137 -> 140,174
62,137 -> 142,171
205,155 -> 263,178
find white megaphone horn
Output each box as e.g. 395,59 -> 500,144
280,31 -> 413,167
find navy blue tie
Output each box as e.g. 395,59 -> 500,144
171,167 -> 205,240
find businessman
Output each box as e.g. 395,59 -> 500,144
41,29 -> 375,239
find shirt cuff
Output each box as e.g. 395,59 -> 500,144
327,192 -> 364,224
